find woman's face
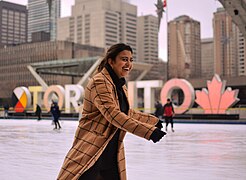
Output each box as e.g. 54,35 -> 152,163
108,50 -> 133,78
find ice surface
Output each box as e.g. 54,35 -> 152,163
0,120 -> 245,180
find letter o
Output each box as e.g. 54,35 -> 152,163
12,86 -> 32,112
43,85 -> 65,111
160,79 -> 195,114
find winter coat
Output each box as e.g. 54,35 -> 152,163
57,67 -> 158,180
50,103 -> 60,120
163,103 -> 174,117
35,105 -> 42,116
154,102 -> 163,117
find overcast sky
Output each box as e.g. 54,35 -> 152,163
5,0 -> 222,60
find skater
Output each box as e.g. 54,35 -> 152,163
154,100 -> 164,129
35,104 -> 42,120
154,100 -> 163,119
77,102 -> 83,121
57,43 -> 166,180
50,101 -> 61,130
163,98 -> 175,132
3,103 -> 9,119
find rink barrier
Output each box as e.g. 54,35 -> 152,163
1,107 -> 246,113
1,107 -> 246,120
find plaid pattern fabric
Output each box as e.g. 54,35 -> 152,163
57,68 -> 158,180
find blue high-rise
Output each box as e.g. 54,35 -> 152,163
28,0 -> 61,42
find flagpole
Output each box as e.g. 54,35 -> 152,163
165,0 -> 169,78
165,0 -> 168,24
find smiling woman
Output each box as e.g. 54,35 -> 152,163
107,50 -> 133,78
57,43 -> 166,180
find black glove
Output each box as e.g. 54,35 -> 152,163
155,120 -> 163,129
150,128 -> 166,143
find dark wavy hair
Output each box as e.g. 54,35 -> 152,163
97,43 -> 133,72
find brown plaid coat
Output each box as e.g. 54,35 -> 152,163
57,68 -> 159,180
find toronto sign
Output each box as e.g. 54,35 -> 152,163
12,74 -> 239,114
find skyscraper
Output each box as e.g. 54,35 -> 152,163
137,15 -> 166,81
28,0 -> 61,42
137,15 -> 159,63
238,33 -> 246,76
201,38 -> 214,78
0,1 -> 27,48
168,15 -> 201,79
57,0 -> 137,59
213,8 -> 246,77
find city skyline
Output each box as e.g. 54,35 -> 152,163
5,0 -> 222,61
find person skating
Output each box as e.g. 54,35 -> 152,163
50,102 -> 61,130
154,100 -> 164,118
163,98 -> 175,132
57,43 -> 166,180
3,103 -> 9,119
35,104 -> 42,120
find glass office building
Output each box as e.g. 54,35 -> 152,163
28,0 -> 61,42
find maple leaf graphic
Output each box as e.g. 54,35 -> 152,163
195,74 -> 239,114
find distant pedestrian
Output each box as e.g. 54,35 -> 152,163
163,98 -> 175,132
49,100 -> 55,125
35,104 -> 42,121
50,102 -> 61,130
77,102 -> 83,121
154,100 -> 163,119
3,103 -> 9,119
154,100 -> 164,129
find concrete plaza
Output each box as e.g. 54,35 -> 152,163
0,119 -> 246,180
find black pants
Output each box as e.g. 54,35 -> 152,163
54,117 -> 61,129
165,116 -> 174,128
79,129 -> 120,180
78,159 -> 120,180
37,114 -> 41,120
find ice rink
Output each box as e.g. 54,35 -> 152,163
0,119 -> 246,180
